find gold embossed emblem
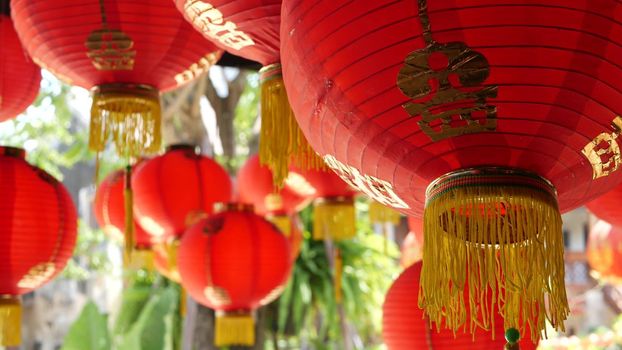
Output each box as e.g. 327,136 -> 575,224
183,0 -> 255,51
175,52 -> 220,85
17,263 -> 56,289
204,286 -> 232,307
397,0 -> 498,141
85,0 -> 136,70
583,116 -> 622,179
323,155 -> 409,209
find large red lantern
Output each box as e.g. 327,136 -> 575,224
178,203 -> 291,347
0,14 -> 40,122
0,147 -> 77,346
587,220 -> 622,280
280,0 -> 622,336
586,184 -> 622,227
11,0 -> 221,158
383,261 -> 539,349
131,145 -> 232,241
175,0 -> 321,185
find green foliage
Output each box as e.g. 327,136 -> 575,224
270,201 -> 400,348
62,302 -> 111,350
64,281 -> 182,350
62,220 -> 112,280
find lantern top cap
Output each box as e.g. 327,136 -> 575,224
166,144 -> 200,154
214,202 -> 254,214
0,146 -> 26,159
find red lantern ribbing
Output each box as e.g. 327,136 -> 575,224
178,204 -> 291,347
131,145 -> 233,241
0,147 -> 77,346
175,0 -> 321,185
587,220 -> 622,280
280,0 -> 622,337
11,0 -> 221,158
0,15 -> 40,122
383,261 -> 538,350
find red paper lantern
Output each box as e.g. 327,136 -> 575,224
0,14 -> 40,122
11,0 -> 221,158
286,167 -> 357,240
587,220 -> 622,280
400,217 -> 423,269
178,203 -> 291,347
175,0 -> 321,185
94,167 -> 153,248
132,145 -> 233,241
237,154 -> 308,216
280,0 -> 622,336
383,261 -> 539,349
0,147 -> 77,346
586,184 -> 622,227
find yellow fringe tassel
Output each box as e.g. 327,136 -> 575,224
312,198 -> 356,241
124,165 -> 134,261
0,297 -> 21,347
419,168 -> 569,342
334,249 -> 343,304
90,84 -> 161,158
267,214 -> 292,237
215,312 -> 255,347
258,63 -> 325,187
124,249 -> 155,271
153,240 -> 181,283
368,200 -> 401,225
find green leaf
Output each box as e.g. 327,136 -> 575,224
61,302 -> 111,350
112,284 -> 152,338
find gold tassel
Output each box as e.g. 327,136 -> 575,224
258,63 -> 324,187
215,312 -> 255,347
266,214 -> 292,237
123,165 -> 134,261
90,84 -> 161,158
312,198 -> 356,241
153,240 -> 181,283
0,297 -> 21,347
368,200 -> 401,225
419,167 -> 569,342
124,249 -> 154,271
334,248 -> 343,304
180,287 -> 187,317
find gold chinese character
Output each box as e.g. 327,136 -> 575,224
323,155 -> 409,209
397,0 -> 497,142
18,263 -> 56,289
582,116 -> 622,179
85,28 -> 136,71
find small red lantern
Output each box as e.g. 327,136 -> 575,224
280,0 -> 622,336
0,14 -> 40,122
175,0 -> 321,185
0,147 -> 77,346
285,167 -> 357,240
178,203 -> 291,347
586,185 -> 622,227
94,167 -> 153,248
131,145 -> 232,241
11,0 -> 221,158
383,261 -> 539,349
237,154 -> 308,216
400,217 -> 423,269
587,220 -> 622,280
